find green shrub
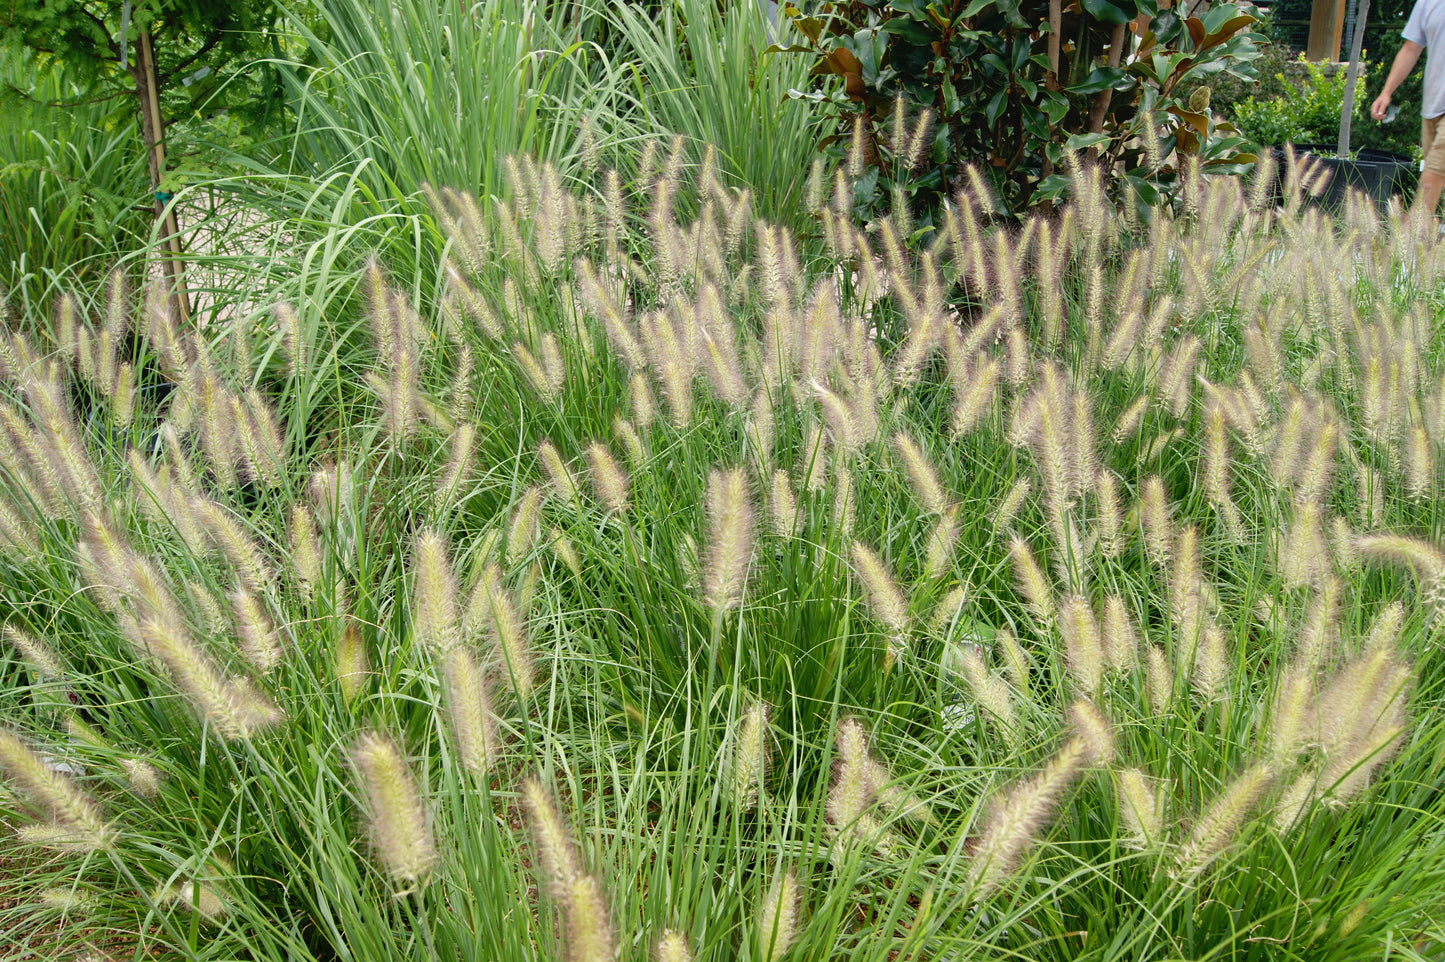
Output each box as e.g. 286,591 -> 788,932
1231,58 -> 1366,148
779,0 -> 1262,218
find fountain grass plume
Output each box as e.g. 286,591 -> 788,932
657,930 -> 692,962
352,731 -> 436,888
412,529 -> 461,654
704,466 -> 755,614
757,868 -> 800,962
851,540 -> 910,635
1173,763 -> 1274,882
1059,595 -> 1103,695
769,468 -> 797,538
892,431 -> 948,516
231,588 -> 282,673
336,620 -> 369,706
729,701 -> 770,810
538,440 -> 581,504
1008,534 -> 1055,626
0,727 -> 111,851
523,777 -> 616,962
465,563 -> 531,700
3,623 -> 63,680
289,505 -> 321,596
955,644 -> 1020,749
969,737 -> 1089,895
440,646 -> 496,776
507,486 -> 544,565
586,441 -> 629,514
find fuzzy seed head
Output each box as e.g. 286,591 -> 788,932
121,757 -> 163,799
1059,595 -> 1103,695
1116,767 -> 1164,848
352,731 -> 436,886
893,431 -> 948,515
769,469 -> 797,538
411,530 -> 461,653
473,565 -> 534,700
1145,645 -> 1173,713
440,647 -> 495,776
757,869 -> 799,962
3,624 -> 63,680
538,440 -> 580,504
730,701 -> 771,810
586,442 -> 629,513
1069,699 -> 1115,766
970,738 -> 1088,894
507,486 -> 544,565
852,541 -> 909,633
704,467 -> 756,613
0,729 -> 110,851
289,505 -> 321,595
657,930 -> 692,962
336,621 -> 369,705
1174,763 -> 1274,882
1101,594 -> 1137,672
231,589 -> 282,673
1009,535 -> 1055,626
1140,476 -> 1172,566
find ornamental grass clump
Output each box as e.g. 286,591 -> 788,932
3,139 -> 1445,961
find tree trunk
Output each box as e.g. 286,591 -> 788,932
132,29 -> 191,325
1042,0 -> 1063,183
1084,22 -> 1130,164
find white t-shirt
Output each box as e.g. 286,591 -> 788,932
1403,0 -> 1445,119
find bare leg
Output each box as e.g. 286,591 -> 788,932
1411,170 -> 1445,222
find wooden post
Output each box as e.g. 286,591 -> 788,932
135,29 -> 192,325
1307,0 -> 1349,61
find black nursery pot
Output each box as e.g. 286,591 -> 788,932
1272,144 -> 1417,211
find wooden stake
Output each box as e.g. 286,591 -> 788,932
136,29 -> 191,325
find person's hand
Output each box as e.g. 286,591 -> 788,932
1372,92 -> 1392,120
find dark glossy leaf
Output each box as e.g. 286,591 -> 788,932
1201,15 -> 1257,50
1011,35 -> 1032,72
1123,172 -> 1161,205
1068,66 -> 1128,95
1184,16 -> 1206,48
1023,106 -> 1050,140
820,46 -> 862,77
1064,131 -> 1110,151
981,52 -> 1009,74
891,0 -> 935,17
791,16 -> 826,43
1202,4 -> 1253,34
1081,0 -> 1135,26
882,19 -> 939,44
985,87 -> 1008,126
1167,106 -> 1209,137
1036,173 -> 1072,199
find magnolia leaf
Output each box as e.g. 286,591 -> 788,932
1185,16 -> 1206,47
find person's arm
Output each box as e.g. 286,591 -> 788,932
1373,40 -> 1424,118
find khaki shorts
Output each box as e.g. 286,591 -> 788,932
1423,115 -> 1445,176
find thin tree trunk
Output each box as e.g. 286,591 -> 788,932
133,29 -> 191,325
1042,0 -> 1062,182
1084,22 -> 1130,164
1087,23 -> 1129,137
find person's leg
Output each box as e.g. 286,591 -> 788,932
1414,115 -> 1445,221
1417,171 -> 1445,217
